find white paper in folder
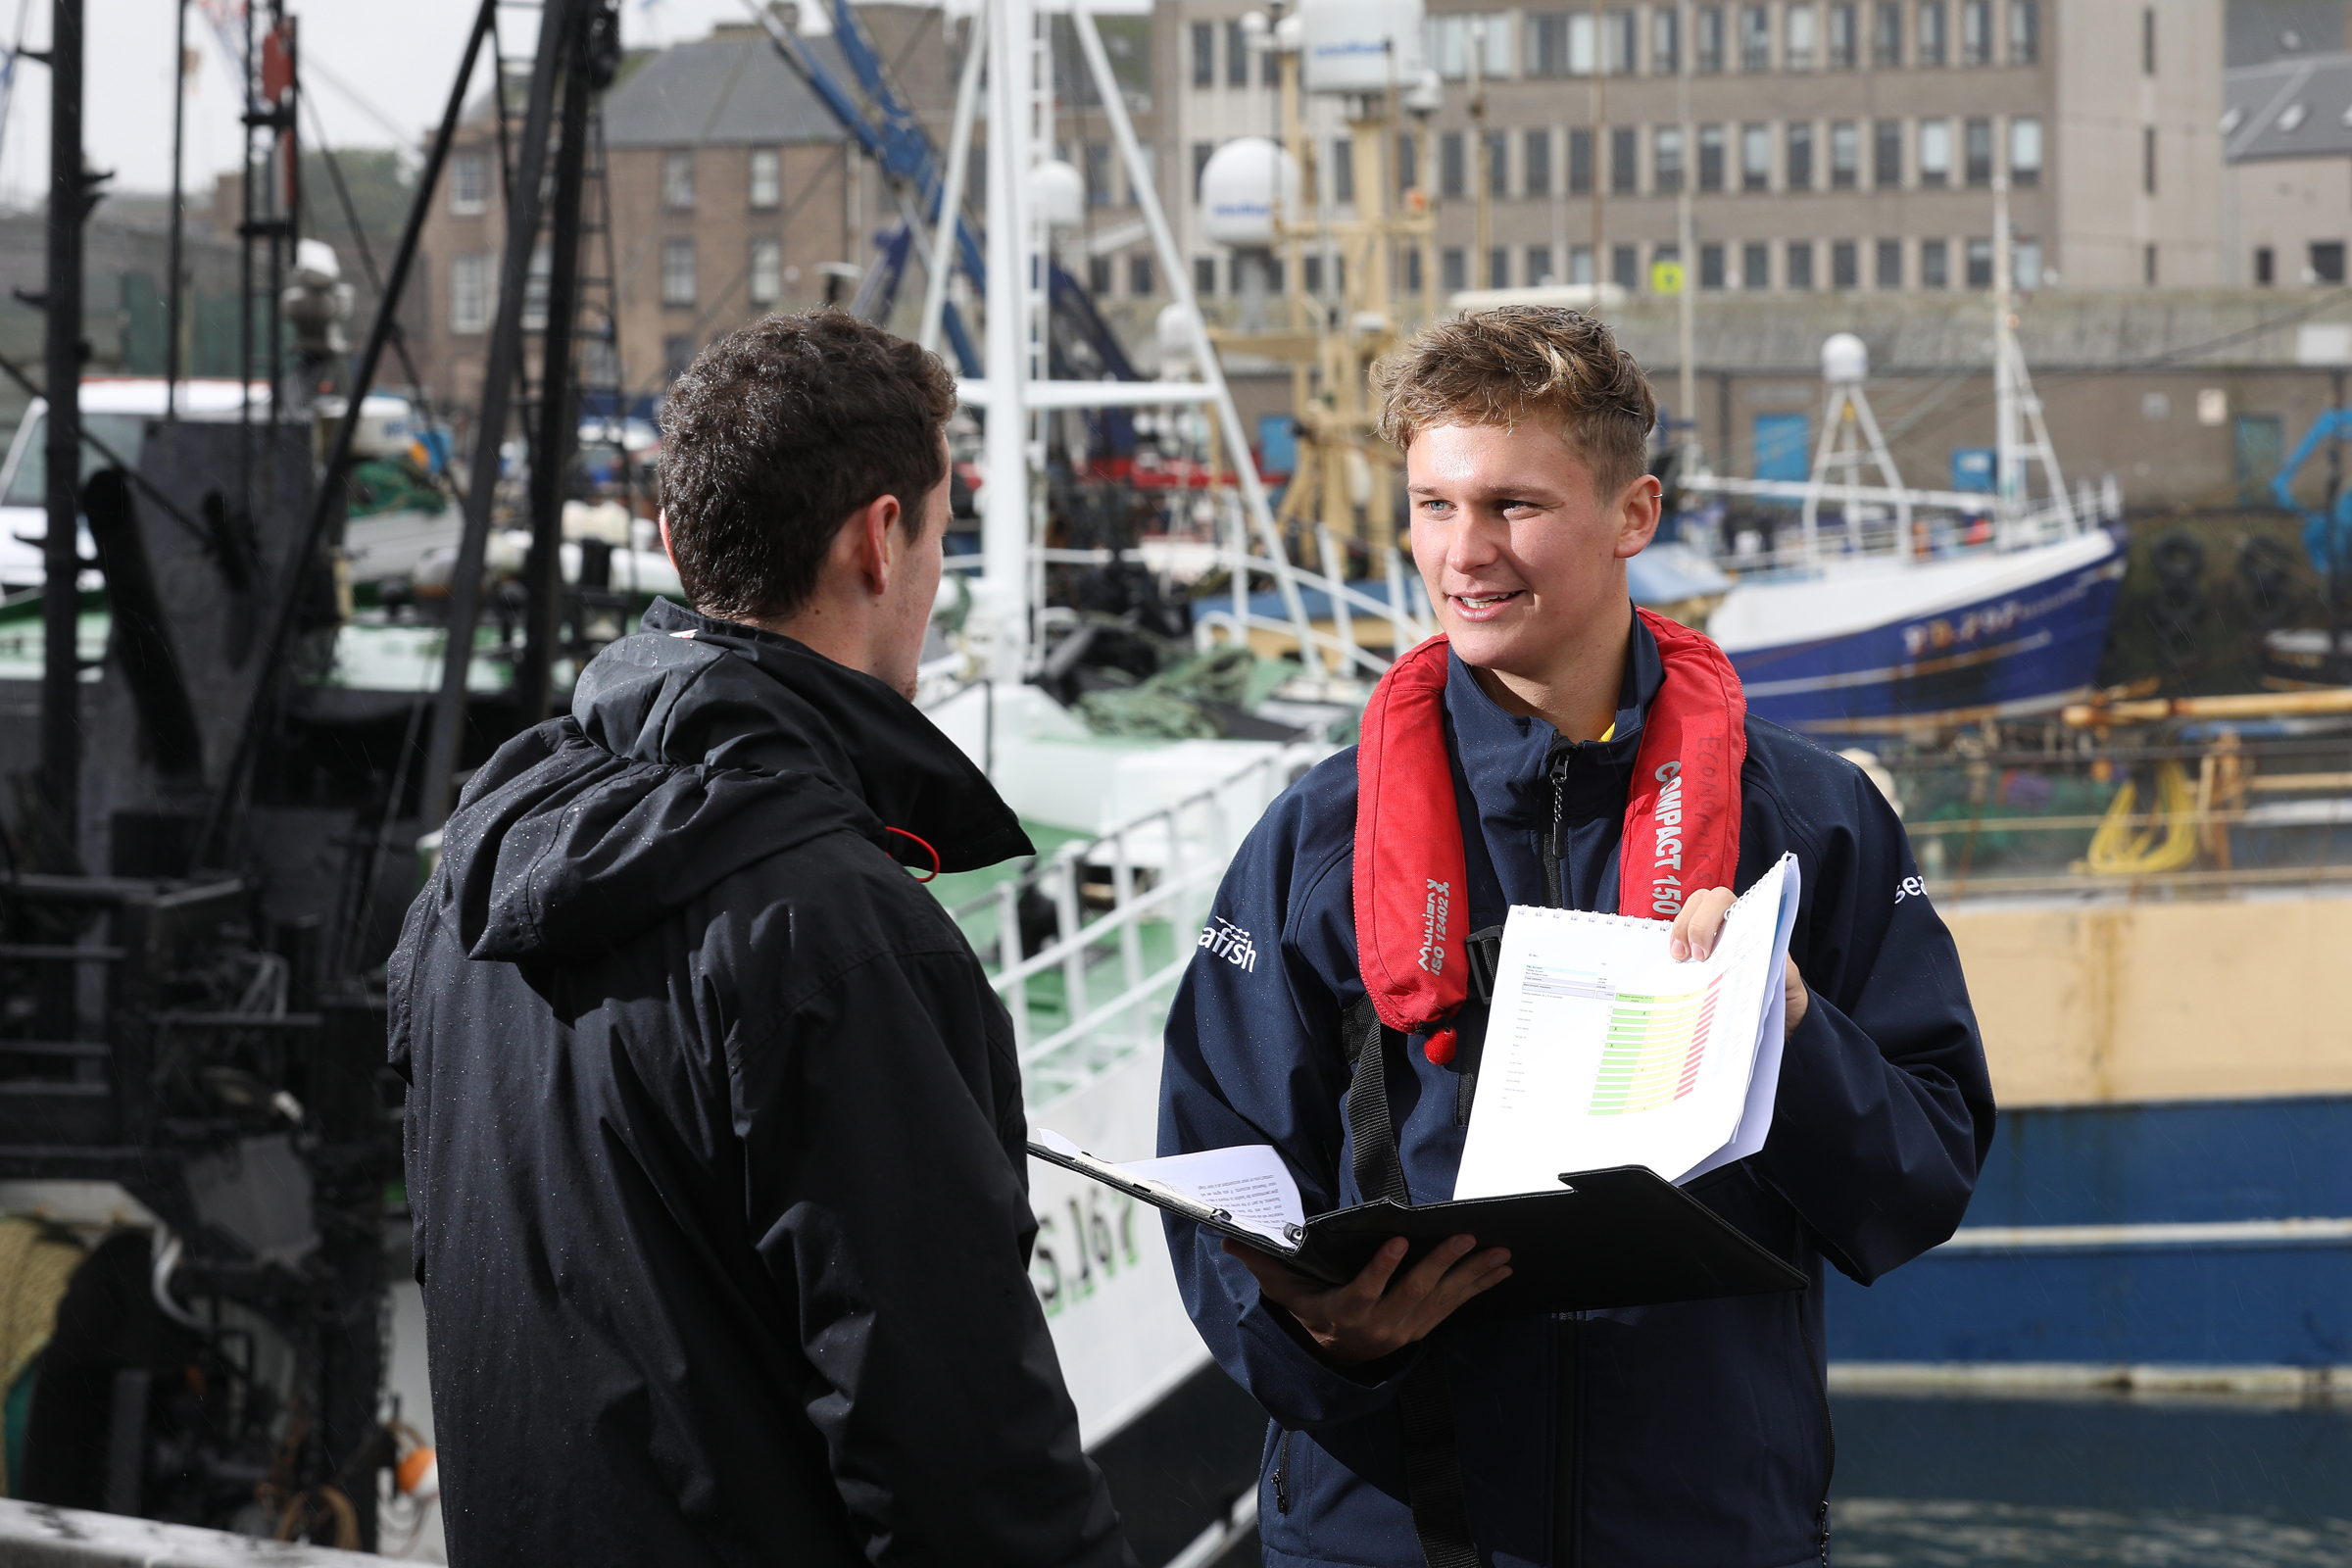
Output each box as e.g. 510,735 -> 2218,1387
1451,854 -> 1804,1200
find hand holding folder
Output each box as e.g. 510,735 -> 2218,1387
1034,856 -> 1812,1320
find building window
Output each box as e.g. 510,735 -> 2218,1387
1442,247 -> 1467,291
1832,240 -> 1858,287
1655,125 -> 1685,192
1830,121 -> 1859,187
1566,244 -> 1592,283
1192,141 -> 1213,201
1612,126 -> 1639,192
1303,255 -> 1325,293
1700,242 -> 1727,288
1085,142 -> 1113,207
1487,246 -> 1508,287
661,236 -> 696,306
1398,130 -> 1420,192
749,148 -> 781,210
2010,118 -> 2042,185
2313,243 -> 2348,284
1226,19 -> 1248,86
1441,132 -> 1466,198
1486,131 -> 1509,196
1741,122 -> 1771,190
1696,5 -> 1725,71
1787,240 -> 1815,289
1653,6 -> 1680,72
1088,255 -> 1112,295
2142,7 -> 2155,74
1129,255 -> 1154,295
1612,243 -> 1639,290
1828,3 -> 1856,67
1699,124 -> 1726,190
1874,120 -> 1902,186
1405,247 -> 1426,291
1607,9 -> 1638,73
1570,128 -> 1593,193
1786,3 -> 1815,68
1740,4 -> 1770,69
2008,0 -> 2037,62
1527,245 -> 1553,283
1528,11 -> 1570,75
1966,235 -> 1993,287
2142,125 -> 2156,194
1525,129 -> 1551,195
1787,122 -> 1814,190
663,333 -> 696,383
1919,0 -> 1947,64
1922,237 -> 1949,287
1873,0 -> 1902,65
662,150 -> 696,212
2254,246 -> 2275,285
1920,119 -> 1951,184
1429,13 -> 1517,79
1964,117 -> 1993,183
451,150 -> 488,216
1742,240 -> 1770,288
521,241 -> 550,330
748,237 -> 783,306
1194,256 -> 1217,296
2144,243 -> 2158,284
1876,237 -> 1902,287
1960,0 -> 1990,64
2015,237 -> 2041,288
1192,21 -> 1213,87
450,253 -> 489,333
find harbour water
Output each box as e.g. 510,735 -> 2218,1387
1829,1391 -> 2352,1567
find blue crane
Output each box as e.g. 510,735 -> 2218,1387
754,0 -> 1143,427
2269,409 -> 2352,578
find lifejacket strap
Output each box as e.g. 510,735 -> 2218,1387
1342,996 -> 1412,1207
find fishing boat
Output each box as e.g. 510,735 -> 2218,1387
1682,184 -> 2127,736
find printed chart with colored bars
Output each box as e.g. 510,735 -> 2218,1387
1592,977 -> 1724,1115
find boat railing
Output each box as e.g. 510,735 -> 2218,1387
1683,473 -> 2116,576
1193,505 -> 1435,678
946,738 -> 1331,1100
1870,703 -> 2352,903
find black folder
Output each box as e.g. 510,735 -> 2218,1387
1029,1143 -> 1808,1320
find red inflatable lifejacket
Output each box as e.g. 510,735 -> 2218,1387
1352,608 -> 1748,1063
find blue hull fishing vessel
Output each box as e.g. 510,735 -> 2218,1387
1709,526 -> 2127,734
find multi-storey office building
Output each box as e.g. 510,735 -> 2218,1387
1162,0 -> 2223,319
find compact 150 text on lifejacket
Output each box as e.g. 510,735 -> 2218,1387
1353,609 -> 1748,1062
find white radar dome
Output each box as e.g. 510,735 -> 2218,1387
1200,137 -> 1301,249
1028,160 -> 1084,230
1299,0 -> 1428,95
1156,302 -> 1198,364
1821,332 -> 1869,384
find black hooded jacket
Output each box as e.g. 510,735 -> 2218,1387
389,599 -> 1135,1567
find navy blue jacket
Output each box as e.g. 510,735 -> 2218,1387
1158,618 -> 1993,1568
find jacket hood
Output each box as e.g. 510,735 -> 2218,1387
431,599 -> 1032,963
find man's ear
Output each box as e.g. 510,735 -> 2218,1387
1611,474 -> 1665,561
658,510 -> 674,564
846,492 -> 905,596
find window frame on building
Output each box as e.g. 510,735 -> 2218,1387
661,235 -> 697,307
662,150 -> 696,212
1960,0 -> 1989,65
1965,235 -> 1994,287
1655,125 -> 1685,192
1611,124 -> 1640,193
1742,240 -> 1770,289
1191,21 -> 1214,87
2008,0 -> 2037,63
1652,6 -> 1680,72
450,150 -> 488,217
748,236 -> 784,306
1787,121 -> 1814,190
1740,122 -> 1771,190
749,147 -> 781,210
1695,4 -> 1725,71
1527,244 -> 1554,284
1570,126 -> 1594,193
1700,242 -> 1727,289
1226,19 -> 1248,86
1832,240 -> 1858,288
1740,3 -> 1770,69
450,252 -> 490,333
1827,2 -> 1856,67
2010,117 -> 2042,185
1873,119 -> 1902,186
1830,121 -> 1859,188
1699,123 -> 1726,191
1872,0 -> 1902,65
1333,137 -> 1356,202
1486,130 -> 1510,196
1524,128 -> 1551,196
1964,117 -> 1994,184
1919,0 -> 1947,65
1128,254 -> 1154,296
1442,246 -> 1468,292
1920,118 -> 1951,185
1787,239 -> 1815,289
1876,237 -> 1902,288
1922,237 -> 1949,287
1785,3 -> 1816,69
1441,130 -> 1467,198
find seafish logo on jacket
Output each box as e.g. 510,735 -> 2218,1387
1650,760 -> 1687,916
1417,879 -> 1450,974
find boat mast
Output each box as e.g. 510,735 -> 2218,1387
1990,174 -> 2075,542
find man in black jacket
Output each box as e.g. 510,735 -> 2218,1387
391,313 -> 1135,1566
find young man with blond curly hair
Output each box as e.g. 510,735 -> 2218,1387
1159,307 -> 1991,1568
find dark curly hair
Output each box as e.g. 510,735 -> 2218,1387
658,312 -> 957,622
1371,306 -> 1656,498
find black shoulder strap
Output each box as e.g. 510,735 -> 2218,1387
1338,996 -> 1482,1568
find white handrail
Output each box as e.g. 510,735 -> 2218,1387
946,740 -> 1329,1096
